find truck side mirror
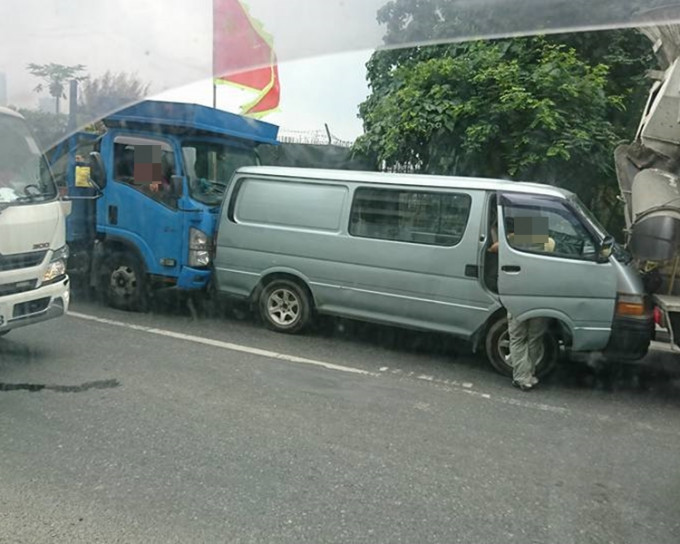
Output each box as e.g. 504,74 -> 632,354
597,235 -> 615,263
88,152 -> 107,190
170,175 -> 184,198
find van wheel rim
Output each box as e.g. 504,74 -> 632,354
497,329 -> 547,368
110,265 -> 137,298
498,330 -> 511,365
267,288 -> 300,326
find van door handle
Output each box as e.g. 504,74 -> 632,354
501,265 -> 521,273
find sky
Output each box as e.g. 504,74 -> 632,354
151,49 -> 373,142
0,1 -> 383,111
0,0 -> 668,141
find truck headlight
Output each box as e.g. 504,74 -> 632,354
42,245 -> 69,284
189,228 -> 211,267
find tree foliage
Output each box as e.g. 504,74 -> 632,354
355,0 -> 657,234
26,63 -> 87,114
11,108 -> 69,150
79,71 -> 150,118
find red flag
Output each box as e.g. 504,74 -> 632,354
213,0 -> 280,117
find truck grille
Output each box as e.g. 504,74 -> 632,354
0,251 -> 47,271
0,280 -> 37,296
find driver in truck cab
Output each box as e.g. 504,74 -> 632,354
116,144 -> 175,200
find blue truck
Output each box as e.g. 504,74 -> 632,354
47,100 -> 279,310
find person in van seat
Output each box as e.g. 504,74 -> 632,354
490,215 -> 555,391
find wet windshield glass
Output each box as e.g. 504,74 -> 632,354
0,114 -> 56,205
3,2 -> 680,543
570,196 -> 609,240
182,141 -> 257,206
571,195 -> 633,262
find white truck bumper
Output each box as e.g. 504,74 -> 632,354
0,276 -> 70,333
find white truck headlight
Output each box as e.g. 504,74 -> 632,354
189,228 -> 211,267
42,245 -> 69,284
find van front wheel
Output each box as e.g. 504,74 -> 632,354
259,279 -> 311,334
485,317 -> 558,378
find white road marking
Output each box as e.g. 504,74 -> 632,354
68,311 -> 379,377
66,312 -> 680,437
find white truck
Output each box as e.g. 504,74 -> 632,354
0,107 -> 70,337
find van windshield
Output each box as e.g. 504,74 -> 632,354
569,196 -> 608,241
570,195 -> 632,262
182,141 -> 257,206
0,114 -> 57,206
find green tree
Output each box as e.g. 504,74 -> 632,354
26,62 -> 87,114
358,39 -> 619,181
356,1 -> 657,235
79,71 -> 150,119
11,108 -> 68,150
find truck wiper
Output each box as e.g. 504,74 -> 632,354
14,184 -> 51,204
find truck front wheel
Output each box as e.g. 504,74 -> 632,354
101,251 -> 149,312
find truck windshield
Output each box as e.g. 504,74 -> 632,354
0,114 -> 56,206
182,141 -> 257,206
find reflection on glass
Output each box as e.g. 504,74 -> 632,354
0,113 -> 56,205
182,141 -> 257,206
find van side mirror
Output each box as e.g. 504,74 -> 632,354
597,235 -> 615,263
88,152 -> 106,190
170,175 -> 184,198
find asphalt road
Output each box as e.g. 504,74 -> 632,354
1,291 -> 679,543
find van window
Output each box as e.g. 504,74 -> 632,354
502,195 -> 598,259
234,178 -> 347,231
349,188 -> 471,246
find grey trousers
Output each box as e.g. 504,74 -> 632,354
507,313 -> 547,384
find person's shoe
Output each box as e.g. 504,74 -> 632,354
512,380 -> 533,391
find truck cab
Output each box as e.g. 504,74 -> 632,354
49,100 -> 278,310
0,107 -> 70,335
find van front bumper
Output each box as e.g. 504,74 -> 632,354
0,276 -> 70,333
603,314 -> 654,362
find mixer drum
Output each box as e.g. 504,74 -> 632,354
629,169 -> 680,262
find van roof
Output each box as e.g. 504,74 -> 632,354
0,107 -> 24,119
237,166 -> 574,199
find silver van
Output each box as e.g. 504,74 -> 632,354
214,166 -> 653,375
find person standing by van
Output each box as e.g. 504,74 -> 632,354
490,216 -> 555,391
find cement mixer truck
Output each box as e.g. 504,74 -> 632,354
616,20 -> 680,349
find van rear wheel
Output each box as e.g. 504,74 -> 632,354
485,316 -> 558,378
259,279 -> 311,334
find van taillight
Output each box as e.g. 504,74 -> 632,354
616,294 -> 646,317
